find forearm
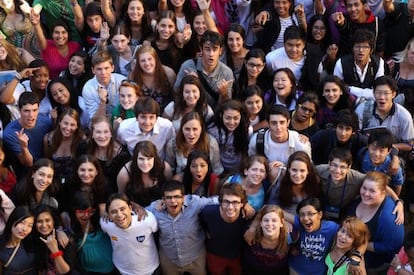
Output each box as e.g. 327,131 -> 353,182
17,147 -> 33,167
0,78 -> 18,104
52,255 -> 70,274
70,0 -> 84,31
33,23 -> 47,50
202,9 -> 219,33
100,0 -> 116,27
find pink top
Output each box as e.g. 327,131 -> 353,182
41,40 -> 81,79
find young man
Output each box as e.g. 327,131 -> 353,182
358,128 -> 404,195
174,31 -> 234,108
331,0 -> 385,56
199,184 -> 249,275
117,96 -> 174,158
248,104 -> 311,174
311,109 -> 368,168
3,92 -> 52,178
333,29 -> 385,100
146,181 -> 217,275
355,75 -> 414,152
82,50 -> 126,119
317,147 -> 403,222
265,25 -> 323,92
101,193 -> 160,275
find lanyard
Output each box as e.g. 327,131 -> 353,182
326,175 -> 347,208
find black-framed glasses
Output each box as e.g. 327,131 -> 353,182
164,195 -> 183,201
298,211 -> 319,218
221,200 -> 242,207
298,104 -> 316,115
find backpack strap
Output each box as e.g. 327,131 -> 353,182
208,174 -> 218,195
193,58 -> 219,102
256,129 -> 266,157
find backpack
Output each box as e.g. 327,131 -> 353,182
255,129 -> 266,157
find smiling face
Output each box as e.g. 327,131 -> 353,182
193,14 -> 207,36
329,158 -> 351,183
182,119 -> 202,145
244,94 -> 263,117
32,166 -> 54,193
289,160 -> 309,185
374,84 -> 396,114
127,0 -> 144,22
298,205 -> 322,232
244,161 -> 267,185
59,114 -> 78,138
346,0 -> 366,22
336,226 -> 355,250
52,26 -> 69,47
77,162 -> 98,186
163,189 -> 184,217
137,113 -> 157,134
323,82 -> 342,107
273,0 -> 291,18
183,84 -> 200,107
119,86 -> 139,110
220,194 -> 243,222
75,207 -> 95,227
311,20 -> 326,42
157,18 -> 175,40
137,152 -> 154,173
360,179 -> 386,206
170,0 -> 185,7
36,212 -> 54,236
69,56 -> 86,76
269,114 -> 289,143
190,157 -> 209,183
273,71 -> 293,99
31,66 -> 50,91
368,143 -> 390,166
0,42 -> 8,60
246,57 -> 265,79
12,217 -> 34,242
91,120 -> 112,148
261,211 -> 283,238
222,109 -> 241,132
50,82 -> 70,106
227,31 -> 244,54
108,199 -> 133,229
138,52 -> 156,74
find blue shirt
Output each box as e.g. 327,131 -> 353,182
146,195 -> 218,266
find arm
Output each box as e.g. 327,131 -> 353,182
383,0 -> 395,13
70,0 -> 84,31
40,230 -> 70,274
30,9 -> 47,51
116,164 -> 130,194
385,185 -> 404,225
158,0 -> 167,11
197,0 -> 220,33
17,48 -> 34,65
100,0 -> 116,27
15,128 -> 33,167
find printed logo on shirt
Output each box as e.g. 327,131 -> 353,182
136,235 -> 145,243
111,236 -> 118,241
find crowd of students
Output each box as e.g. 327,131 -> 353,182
0,0 -> 413,274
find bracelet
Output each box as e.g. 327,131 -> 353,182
394,264 -> 402,273
49,250 -> 63,259
70,1 -> 78,7
349,258 -> 360,266
395,199 -> 404,205
351,250 -> 363,259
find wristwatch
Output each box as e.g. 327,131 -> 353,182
394,264 -> 402,273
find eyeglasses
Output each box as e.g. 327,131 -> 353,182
312,26 -> 326,31
329,162 -> 349,170
298,211 -> 319,218
374,90 -> 393,96
298,104 -> 316,115
164,195 -> 183,200
246,62 -> 265,69
75,208 -> 96,216
221,200 -> 242,207
353,45 -> 371,51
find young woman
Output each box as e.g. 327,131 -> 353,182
0,206 -> 36,274
33,205 -> 76,274
21,59 -> 50,102
117,140 -> 172,207
41,77 -> 89,129
165,111 -> 224,178
161,0 -> 193,33
59,51 -> 93,97
289,92 -> 320,137
222,24 -> 249,78
13,158 -> 58,210
43,108 -> 87,185
267,151 -> 321,215
347,171 -> 404,273
236,48 -> 270,98
265,68 -> 298,111
325,216 -> 369,275
316,75 -> 354,129
182,150 -> 220,196
243,205 -> 290,274
208,100 -> 249,174
111,79 -> 142,131
239,85 -> 268,132
182,9 -> 207,59
151,10 -> 187,73
69,191 -> 114,274
0,38 -> 33,72
130,45 -> 176,113
163,74 -> 214,132
61,155 -> 109,220
30,17 -> 81,79
224,155 -> 269,212
88,116 -> 131,193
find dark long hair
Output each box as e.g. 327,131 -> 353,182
122,0 -> 152,43
70,191 -> 101,241
1,206 -> 34,250
47,77 -> 84,118
279,151 -> 321,207
173,75 -> 208,119
61,51 -> 93,97
317,75 -> 353,111
236,48 -> 268,97
182,150 -> 213,196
